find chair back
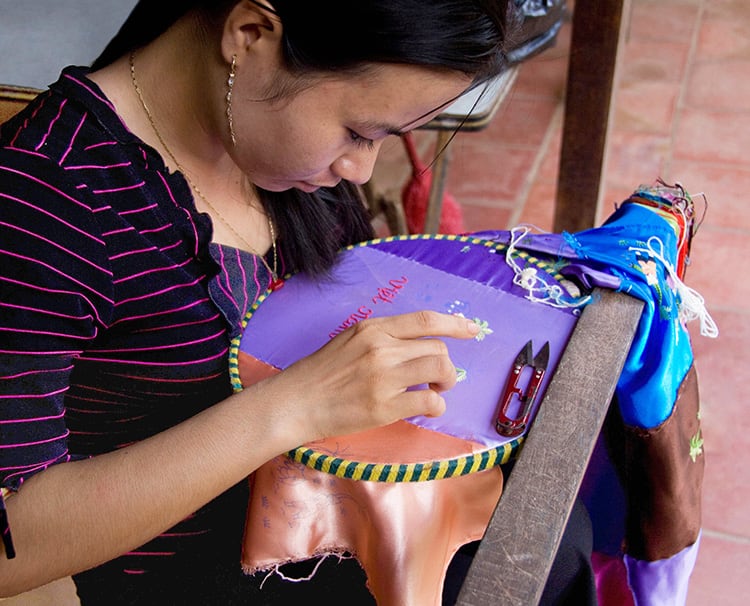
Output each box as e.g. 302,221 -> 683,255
0,84 -> 40,124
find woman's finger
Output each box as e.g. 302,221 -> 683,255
396,389 -> 448,419
386,348 -> 460,394
352,310 -> 480,342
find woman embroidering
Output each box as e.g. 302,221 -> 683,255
0,2 -> 595,603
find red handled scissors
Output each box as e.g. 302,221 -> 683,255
495,340 -> 549,437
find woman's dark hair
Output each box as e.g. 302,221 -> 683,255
92,0 -> 515,275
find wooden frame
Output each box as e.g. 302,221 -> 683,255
457,288 -> 643,605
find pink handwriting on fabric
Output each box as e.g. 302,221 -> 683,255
371,277 -> 408,305
328,306 -> 375,339
327,276 -> 408,338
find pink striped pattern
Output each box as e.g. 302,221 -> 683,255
1,66 -> 269,572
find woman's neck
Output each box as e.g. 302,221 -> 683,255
89,29 -> 272,255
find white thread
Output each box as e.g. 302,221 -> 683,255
504,226 -> 590,309
628,236 -> 718,338
258,552 -> 355,588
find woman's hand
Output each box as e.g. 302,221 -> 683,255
261,310 -> 480,444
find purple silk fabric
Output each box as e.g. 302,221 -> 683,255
625,535 -> 701,606
238,236 -> 579,448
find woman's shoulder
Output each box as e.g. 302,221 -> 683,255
0,68 -> 148,257
0,96 -> 104,237
0,66 -> 180,227
2,66 -> 138,162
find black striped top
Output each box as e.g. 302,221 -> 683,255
0,66 -> 274,573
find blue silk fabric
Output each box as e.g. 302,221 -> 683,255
480,198 -> 695,429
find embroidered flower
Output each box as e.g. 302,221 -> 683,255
455,367 -> 467,382
637,258 -> 659,286
471,318 -> 493,341
689,430 -> 704,462
446,300 -> 470,316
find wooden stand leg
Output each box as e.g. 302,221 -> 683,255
424,130 -> 454,234
554,0 -> 630,233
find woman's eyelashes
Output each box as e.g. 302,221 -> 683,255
348,129 -> 376,151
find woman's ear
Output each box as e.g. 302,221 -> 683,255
221,1 -> 282,66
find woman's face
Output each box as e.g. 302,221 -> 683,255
231,64 -> 471,192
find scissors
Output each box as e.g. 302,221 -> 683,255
495,340 -> 549,437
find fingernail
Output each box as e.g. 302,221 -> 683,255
466,319 -> 480,334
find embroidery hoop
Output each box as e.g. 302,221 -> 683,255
229,233 -> 580,481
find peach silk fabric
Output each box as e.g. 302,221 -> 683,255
239,355 -> 505,605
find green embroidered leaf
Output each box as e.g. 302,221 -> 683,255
689,430 -> 704,463
472,318 -> 493,341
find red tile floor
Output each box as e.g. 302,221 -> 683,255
372,0 -> 750,603
8,1 -> 749,604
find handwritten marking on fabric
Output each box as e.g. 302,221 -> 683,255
327,276 -> 408,339
371,277 -> 409,304
327,306 -> 374,339
260,457 -> 366,532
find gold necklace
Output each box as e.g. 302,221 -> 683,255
128,51 -> 282,288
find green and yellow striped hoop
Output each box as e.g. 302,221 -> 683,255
229,232 -> 566,480
287,437 -> 522,482
346,233 -> 565,280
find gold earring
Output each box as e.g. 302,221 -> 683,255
226,54 -> 237,146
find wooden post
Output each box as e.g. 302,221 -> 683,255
554,0 -> 630,233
